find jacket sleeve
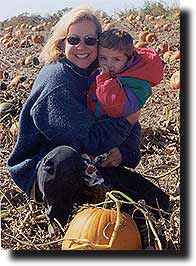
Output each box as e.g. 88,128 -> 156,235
95,73 -> 127,117
31,84 -> 132,156
118,122 -> 141,168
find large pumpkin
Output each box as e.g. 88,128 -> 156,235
62,207 -> 142,250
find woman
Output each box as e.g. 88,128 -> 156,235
7,6 -> 169,225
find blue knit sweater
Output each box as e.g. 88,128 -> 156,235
7,58 -> 141,196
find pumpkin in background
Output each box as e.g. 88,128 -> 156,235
10,122 -> 18,142
170,71 -> 180,89
158,43 -> 169,54
134,41 -> 146,48
62,207 -> 142,250
138,31 -> 149,42
9,75 -> 26,87
0,69 -> 3,79
145,33 -> 157,43
163,50 -> 172,62
170,50 -> 180,62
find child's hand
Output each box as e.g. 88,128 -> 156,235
126,110 -> 141,125
99,65 -> 110,74
101,147 -> 122,167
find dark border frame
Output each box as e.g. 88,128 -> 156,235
8,10 -> 188,261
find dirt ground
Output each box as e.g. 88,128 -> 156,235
0,10 -> 180,250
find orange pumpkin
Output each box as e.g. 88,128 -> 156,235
135,15 -> 141,21
32,35 -> 45,45
24,55 -> 33,65
148,15 -> 155,21
163,23 -> 172,30
158,43 -> 169,53
138,31 -> 149,42
10,75 -> 26,87
128,14 -> 134,21
15,30 -> 24,37
145,33 -> 157,43
62,207 -> 142,250
170,71 -> 180,89
135,41 -> 146,48
170,50 -> 180,62
20,39 -> 31,48
0,69 -> 3,79
163,50 -> 172,62
154,23 -> 162,30
10,122 -> 18,142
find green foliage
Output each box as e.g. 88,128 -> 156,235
115,7 -> 138,18
141,0 -> 167,16
0,13 -> 46,29
0,7 -> 72,30
113,0 -> 180,19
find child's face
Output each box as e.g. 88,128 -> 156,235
98,47 -> 129,75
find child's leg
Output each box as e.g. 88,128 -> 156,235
99,166 -> 170,211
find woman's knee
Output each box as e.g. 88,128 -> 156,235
37,145 -> 85,201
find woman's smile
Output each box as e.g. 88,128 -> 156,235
64,20 -> 98,69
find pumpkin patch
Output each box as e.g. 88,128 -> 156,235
0,2 -> 180,251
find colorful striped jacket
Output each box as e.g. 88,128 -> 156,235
87,48 -> 163,118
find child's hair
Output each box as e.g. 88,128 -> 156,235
99,28 -> 134,58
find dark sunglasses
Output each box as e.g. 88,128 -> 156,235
67,36 -> 98,46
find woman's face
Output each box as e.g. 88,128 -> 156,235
64,20 -> 98,69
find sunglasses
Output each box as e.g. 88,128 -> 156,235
67,36 -> 98,46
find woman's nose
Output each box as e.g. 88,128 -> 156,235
76,38 -> 89,48
76,41 -> 86,48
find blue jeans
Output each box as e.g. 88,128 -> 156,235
36,145 -> 169,225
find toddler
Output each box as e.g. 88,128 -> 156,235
83,28 -> 163,187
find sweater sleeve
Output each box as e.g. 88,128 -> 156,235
118,122 -> 141,168
95,73 -> 127,117
31,84 -> 132,156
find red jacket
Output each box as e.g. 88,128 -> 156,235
88,48 -> 163,117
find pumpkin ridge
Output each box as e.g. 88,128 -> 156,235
80,207 -> 98,243
64,207 -> 97,247
97,208 -> 110,244
88,207 -> 104,244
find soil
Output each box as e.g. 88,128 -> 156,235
0,11 -> 180,250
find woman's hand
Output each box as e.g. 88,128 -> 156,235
125,110 -> 141,125
101,147 -> 122,167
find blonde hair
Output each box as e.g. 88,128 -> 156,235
39,6 -> 102,64
99,28 -> 134,58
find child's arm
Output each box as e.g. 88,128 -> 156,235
126,110 -> 141,125
96,73 -> 150,119
118,122 -> 141,168
100,122 -> 142,169
95,72 -> 128,117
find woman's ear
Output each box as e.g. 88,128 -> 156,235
57,38 -> 66,54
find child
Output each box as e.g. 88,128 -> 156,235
82,28 -> 163,187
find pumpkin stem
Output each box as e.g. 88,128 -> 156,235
105,192 -> 121,248
106,190 -> 163,250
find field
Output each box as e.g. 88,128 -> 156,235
0,5 -> 180,251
